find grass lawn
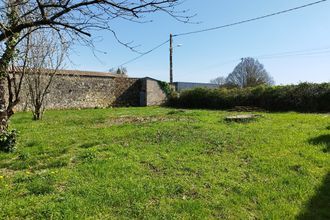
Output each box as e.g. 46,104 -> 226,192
0,107 -> 329,219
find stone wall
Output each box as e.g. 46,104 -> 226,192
144,78 -> 167,106
6,73 -> 167,112
11,74 -> 141,111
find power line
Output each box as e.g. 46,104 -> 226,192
118,39 -> 169,67
255,46 -> 330,59
116,0 -> 328,67
173,0 -> 328,37
256,49 -> 330,60
203,46 -> 330,71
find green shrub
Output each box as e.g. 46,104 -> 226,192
0,130 -> 17,153
167,83 -> 330,112
158,81 -> 172,97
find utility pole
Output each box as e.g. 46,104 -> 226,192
169,33 -> 173,84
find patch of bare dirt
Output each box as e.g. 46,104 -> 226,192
94,115 -> 196,127
225,114 -> 263,122
0,168 -> 18,177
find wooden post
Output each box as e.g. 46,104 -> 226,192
169,33 -> 173,84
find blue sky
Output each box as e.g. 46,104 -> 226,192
68,0 -> 330,85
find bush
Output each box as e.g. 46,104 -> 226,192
167,83 -> 330,113
158,81 -> 172,97
0,130 -> 17,153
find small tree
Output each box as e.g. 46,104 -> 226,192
210,76 -> 226,87
25,30 -> 67,120
110,67 -> 128,76
226,57 -> 274,88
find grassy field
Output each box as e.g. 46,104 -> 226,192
0,107 -> 329,219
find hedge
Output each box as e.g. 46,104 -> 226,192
167,83 -> 330,112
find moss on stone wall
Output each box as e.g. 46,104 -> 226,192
157,81 -> 172,97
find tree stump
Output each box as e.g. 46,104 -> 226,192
225,114 -> 262,122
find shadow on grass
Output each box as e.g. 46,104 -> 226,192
309,134 -> 330,153
297,173 -> 330,220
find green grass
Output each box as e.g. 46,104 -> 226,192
0,107 -> 329,219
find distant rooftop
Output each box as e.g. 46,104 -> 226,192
173,81 -> 218,92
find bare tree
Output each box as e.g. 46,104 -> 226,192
0,0 -> 189,135
226,57 -> 274,88
24,30 -> 67,120
210,76 -> 226,87
110,67 -> 127,76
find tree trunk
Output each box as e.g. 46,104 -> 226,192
0,77 -> 8,134
0,40 -> 19,133
32,101 -> 43,120
0,1 -> 20,134
33,107 -> 41,120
